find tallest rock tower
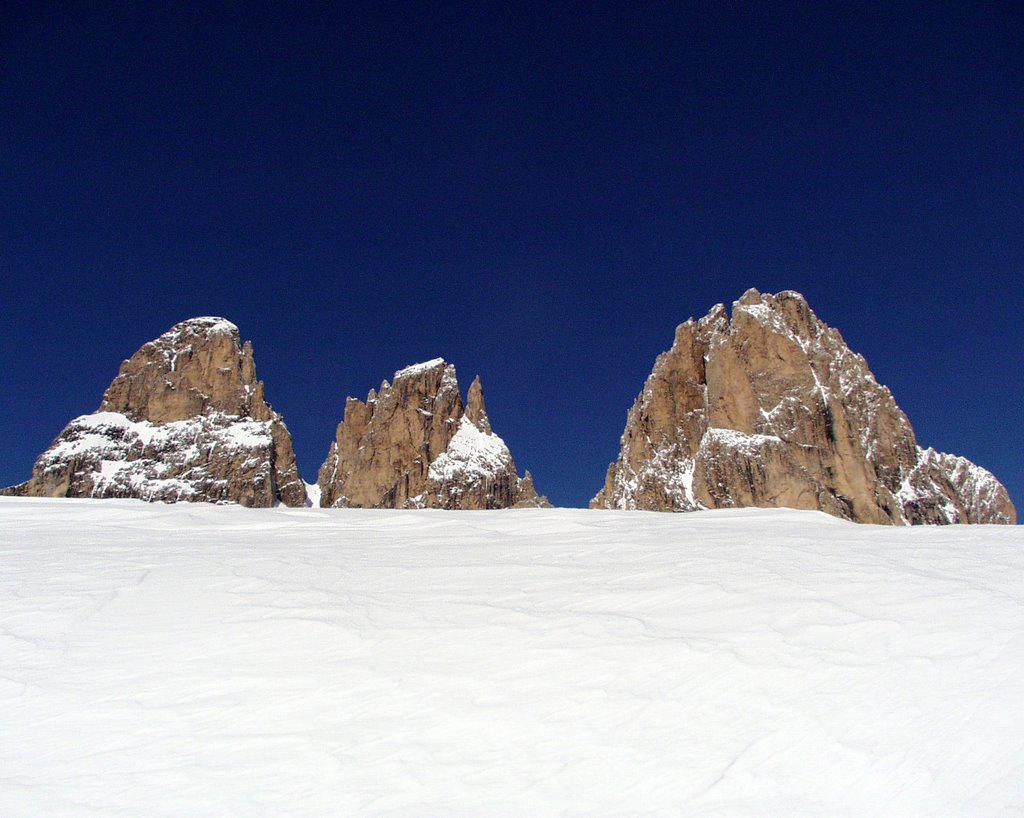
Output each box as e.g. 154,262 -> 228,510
592,289 -> 1015,525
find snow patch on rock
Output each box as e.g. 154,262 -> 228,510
35,411 -> 279,504
428,418 -> 513,486
394,358 -> 447,380
702,427 -> 783,455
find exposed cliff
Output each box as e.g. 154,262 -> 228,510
317,359 -> 546,509
4,317 -> 307,507
592,289 -> 1015,525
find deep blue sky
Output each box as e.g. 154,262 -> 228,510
2,2 -> 1022,512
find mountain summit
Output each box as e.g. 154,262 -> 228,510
3,317 -> 307,507
592,289 -> 1015,524
317,359 -> 546,509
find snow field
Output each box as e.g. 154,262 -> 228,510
1,498 -> 1022,816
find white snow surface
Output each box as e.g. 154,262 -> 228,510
393,357 -> 446,379
703,427 -> 784,454
303,481 -> 321,508
428,417 -> 512,484
47,411 -> 273,461
2,499 -> 1022,816
37,411 -> 276,501
168,316 -> 238,335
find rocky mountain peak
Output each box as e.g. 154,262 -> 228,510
318,360 -> 546,509
4,318 -> 306,508
465,375 -> 492,434
99,316 -> 272,424
592,290 -> 1015,525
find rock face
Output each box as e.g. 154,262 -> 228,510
3,317 -> 307,507
592,289 -> 1016,525
317,359 -> 546,509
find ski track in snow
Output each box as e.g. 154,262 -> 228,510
1,498 -> 1022,816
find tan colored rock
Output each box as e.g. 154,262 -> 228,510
318,359 -> 547,509
4,317 -> 307,507
592,289 -> 1016,525
98,318 -> 277,422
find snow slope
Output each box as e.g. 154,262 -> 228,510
2,498 -> 1022,816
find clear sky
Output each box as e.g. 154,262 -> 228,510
2,2 -> 1021,512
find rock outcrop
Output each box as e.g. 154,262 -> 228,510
592,289 -> 1016,525
317,359 -> 546,509
3,317 -> 307,507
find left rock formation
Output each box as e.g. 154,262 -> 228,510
3,317 -> 307,507
317,358 -> 546,509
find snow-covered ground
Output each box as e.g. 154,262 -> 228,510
2,498 -> 1022,816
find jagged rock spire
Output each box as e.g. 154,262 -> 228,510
3,318 -> 307,508
592,289 -> 1016,525
317,360 -> 546,509
465,375 -> 492,434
